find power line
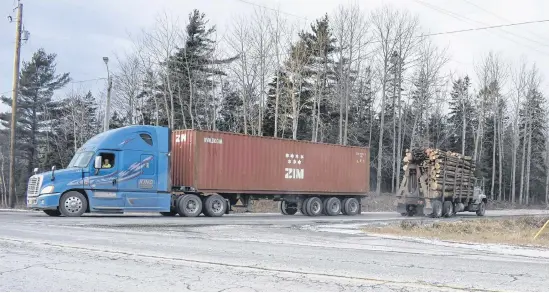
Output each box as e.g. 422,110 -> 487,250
0,77 -> 106,97
414,0 -> 549,54
459,0 -> 549,44
232,0 -> 308,21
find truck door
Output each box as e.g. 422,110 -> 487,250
121,153 -> 158,210
88,150 -> 124,209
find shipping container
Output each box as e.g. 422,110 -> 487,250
171,130 -> 369,196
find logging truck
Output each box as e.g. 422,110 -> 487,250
396,148 -> 487,218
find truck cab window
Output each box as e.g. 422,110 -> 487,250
100,153 -> 115,169
140,133 -> 153,146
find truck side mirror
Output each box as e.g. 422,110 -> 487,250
51,166 -> 56,181
94,156 -> 102,175
94,156 -> 102,169
33,168 -> 38,175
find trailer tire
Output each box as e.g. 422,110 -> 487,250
177,195 -> 203,217
43,209 -> 61,217
59,191 -> 87,217
279,201 -> 298,215
344,198 -> 360,216
300,198 -> 310,216
203,195 -> 226,217
431,200 -> 442,218
324,197 -> 341,216
306,197 -> 323,216
341,198 -> 348,215
443,201 -> 454,218
476,201 -> 486,217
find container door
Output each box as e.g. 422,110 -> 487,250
88,150 -> 123,209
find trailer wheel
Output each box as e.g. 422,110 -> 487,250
300,198 -> 310,216
306,197 -> 323,216
43,209 -> 61,217
177,195 -> 202,217
203,195 -> 226,217
476,201 -> 486,217
341,198 -> 348,215
324,197 -> 341,216
430,200 -> 442,218
344,198 -> 360,216
279,201 -> 298,215
443,201 -> 454,218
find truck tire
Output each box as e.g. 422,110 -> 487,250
430,200 -> 442,218
59,191 -> 88,217
324,197 -> 341,216
306,197 -> 323,216
476,201 -> 486,217
343,198 -> 360,216
203,194 -> 226,217
300,198 -> 310,216
443,201 -> 454,218
341,198 -> 348,215
177,194 -> 202,217
43,209 -> 61,217
279,201 -> 298,215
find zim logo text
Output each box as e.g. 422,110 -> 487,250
285,168 -> 304,180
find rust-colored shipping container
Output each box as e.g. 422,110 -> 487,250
170,130 -> 369,196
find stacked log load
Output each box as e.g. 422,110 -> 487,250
403,148 -> 476,199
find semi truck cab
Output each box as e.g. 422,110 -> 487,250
26,125 -> 172,216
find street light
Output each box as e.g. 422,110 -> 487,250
103,57 -> 112,132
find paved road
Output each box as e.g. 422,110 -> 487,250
1,210 -> 549,291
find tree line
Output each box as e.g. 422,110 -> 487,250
1,4 -> 548,207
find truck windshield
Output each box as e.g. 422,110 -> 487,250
67,152 -> 94,168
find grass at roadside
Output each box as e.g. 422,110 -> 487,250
362,216 -> 549,248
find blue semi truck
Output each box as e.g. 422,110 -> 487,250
26,125 -> 369,217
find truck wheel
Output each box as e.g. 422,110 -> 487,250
324,197 -> 341,216
443,201 -> 454,218
43,209 -> 61,217
300,198 -> 310,216
341,198 -> 348,215
476,201 -> 486,217
344,198 -> 360,216
279,201 -> 298,215
306,197 -> 323,216
177,195 -> 202,217
59,191 -> 88,217
430,200 -> 442,218
203,195 -> 226,217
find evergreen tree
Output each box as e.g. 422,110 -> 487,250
448,76 -> 475,154
0,48 -> 70,197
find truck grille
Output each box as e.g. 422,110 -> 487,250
27,175 -> 43,198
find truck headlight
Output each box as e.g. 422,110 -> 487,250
40,185 -> 54,194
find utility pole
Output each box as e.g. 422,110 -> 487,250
8,1 -> 23,208
103,57 -> 112,132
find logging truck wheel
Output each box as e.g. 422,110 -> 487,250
306,197 -> 323,216
203,195 -> 226,217
431,200 -> 442,218
279,201 -> 298,216
344,198 -> 360,216
177,195 -> 202,217
476,201 -> 486,217
443,201 -> 454,218
300,198 -> 310,216
43,209 -> 61,217
324,197 -> 341,216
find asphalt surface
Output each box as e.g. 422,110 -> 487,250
1,209 -> 549,291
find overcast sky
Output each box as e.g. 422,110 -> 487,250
1,0 -> 549,113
